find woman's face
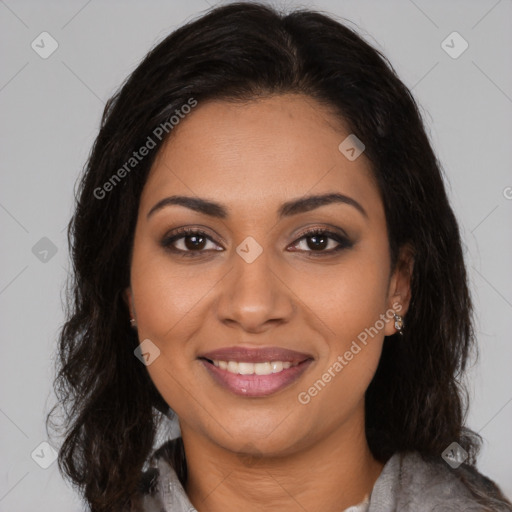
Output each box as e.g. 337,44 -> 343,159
126,93 -> 411,457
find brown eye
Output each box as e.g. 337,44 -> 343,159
161,228 -> 222,256
305,233 -> 329,251
182,233 -> 207,251
290,228 -> 353,254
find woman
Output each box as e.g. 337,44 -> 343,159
48,2 -> 512,511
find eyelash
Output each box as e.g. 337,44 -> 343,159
160,227 -> 353,258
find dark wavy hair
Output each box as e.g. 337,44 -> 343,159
47,2 -> 511,511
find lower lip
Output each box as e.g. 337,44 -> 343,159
199,358 -> 313,397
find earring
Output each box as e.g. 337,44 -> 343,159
393,313 -> 404,335
130,318 -> 137,328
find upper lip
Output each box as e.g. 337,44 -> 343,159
199,346 -> 313,364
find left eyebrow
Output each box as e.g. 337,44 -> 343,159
146,192 -> 368,220
278,192 -> 368,219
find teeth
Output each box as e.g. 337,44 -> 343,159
210,360 -> 297,375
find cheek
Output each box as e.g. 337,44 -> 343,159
293,263 -> 388,430
292,244 -> 390,405
130,247 -> 220,343
292,247 -> 391,343
129,251 -> 215,417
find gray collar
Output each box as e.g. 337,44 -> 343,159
141,449 -> 504,511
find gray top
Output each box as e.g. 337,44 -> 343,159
138,446 -> 512,511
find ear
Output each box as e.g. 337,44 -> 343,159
123,286 -> 136,320
383,243 -> 414,336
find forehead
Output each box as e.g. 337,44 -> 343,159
140,94 -> 382,221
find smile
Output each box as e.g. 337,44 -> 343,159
199,357 -> 313,397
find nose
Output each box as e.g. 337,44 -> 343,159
215,247 -> 295,333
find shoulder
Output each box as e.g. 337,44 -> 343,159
130,439 -> 194,512
369,451 -> 512,512
121,465 -> 165,512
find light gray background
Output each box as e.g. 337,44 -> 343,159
1,0 -> 511,509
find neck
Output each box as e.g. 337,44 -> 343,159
181,409 -> 384,512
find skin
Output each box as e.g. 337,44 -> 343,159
125,93 -> 414,512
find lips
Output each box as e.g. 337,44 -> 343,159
197,345 -> 314,397
198,345 -> 312,364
